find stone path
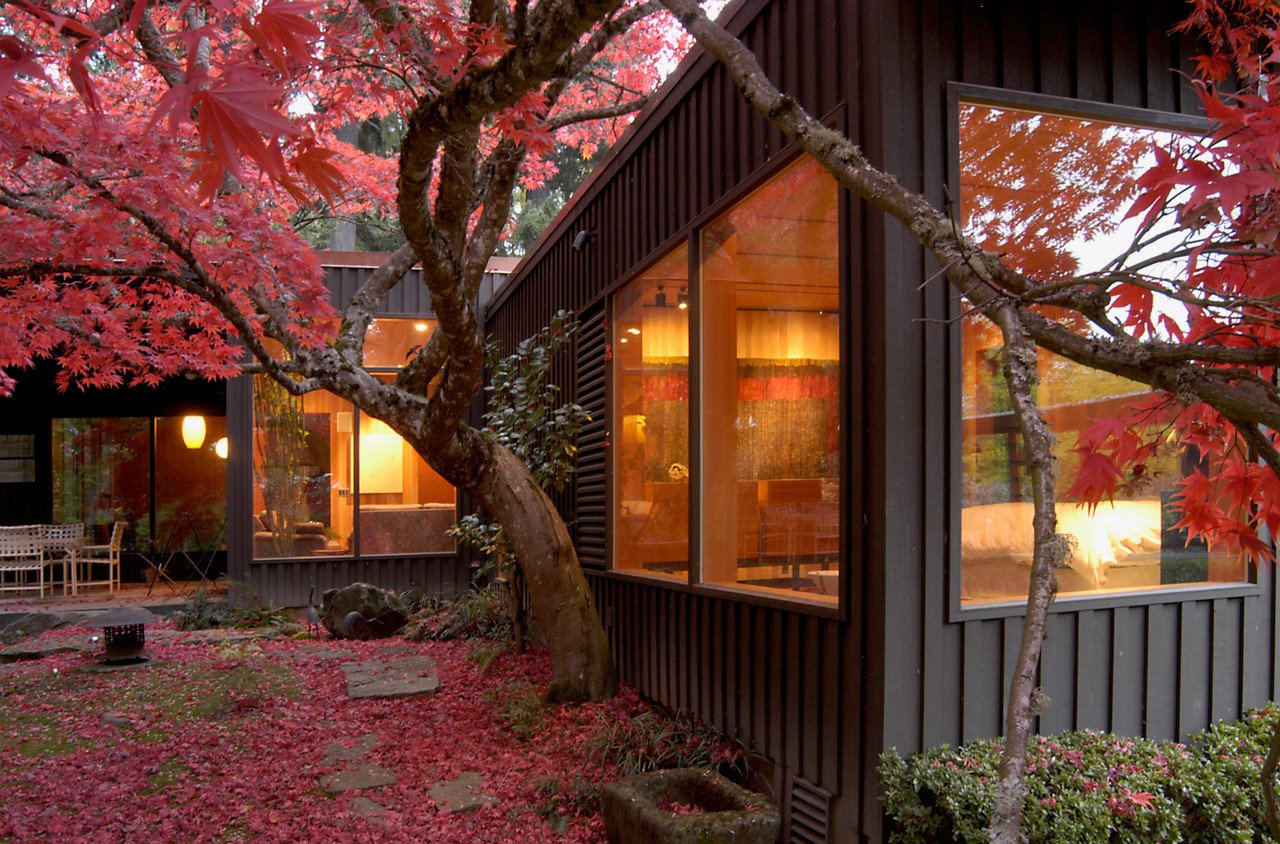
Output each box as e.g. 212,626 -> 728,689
319,730 -> 498,820
340,654 -> 440,699
2,610 -> 498,823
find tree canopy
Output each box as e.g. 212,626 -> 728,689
0,0 -> 689,703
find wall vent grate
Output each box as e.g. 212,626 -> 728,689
788,776 -> 833,844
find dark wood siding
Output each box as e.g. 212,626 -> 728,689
877,1 -> 1278,825
487,1 -> 1278,842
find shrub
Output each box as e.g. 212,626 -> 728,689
591,709 -> 750,784
488,679 -> 549,739
880,706 -> 1280,844
171,589 -> 296,632
401,586 -> 513,642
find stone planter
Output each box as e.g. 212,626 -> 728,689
601,768 -> 780,844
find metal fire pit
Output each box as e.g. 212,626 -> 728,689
89,608 -> 159,664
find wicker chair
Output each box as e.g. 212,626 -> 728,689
0,526 -> 45,596
41,523 -> 85,595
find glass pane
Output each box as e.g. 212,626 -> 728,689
700,156 -> 840,602
364,318 -> 436,368
253,380 -> 353,559
52,418 -> 150,544
154,416 -> 228,557
356,384 -> 457,555
613,245 -> 691,578
959,101 -> 1248,604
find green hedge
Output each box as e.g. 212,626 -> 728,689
880,706 -> 1278,843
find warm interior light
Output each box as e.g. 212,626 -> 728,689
627,327 -> 641,335
677,287 -> 688,309
214,437 -> 228,459
182,415 -> 206,449
415,323 -> 429,332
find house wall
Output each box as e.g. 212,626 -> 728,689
876,0 -> 1278,780
489,1 -> 860,839
490,1 -> 1280,842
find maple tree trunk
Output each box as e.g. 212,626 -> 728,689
987,310 -> 1060,844
473,446 -> 613,702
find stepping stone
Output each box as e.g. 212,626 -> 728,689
341,655 -> 439,699
324,733 -> 380,765
0,612 -> 90,644
320,764 -> 398,793
0,640 -> 95,663
428,771 -> 499,814
151,629 -> 281,646
348,795 -> 390,822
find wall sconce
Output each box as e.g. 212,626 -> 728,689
214,437 -> 229,459
677,287 -> 688,309
572,230 -> 595,252
181,415 -> 206,449
655,285 -> 667,308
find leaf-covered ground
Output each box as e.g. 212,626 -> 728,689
0,624 -> 646,843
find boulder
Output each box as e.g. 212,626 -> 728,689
320,583 -> 408,640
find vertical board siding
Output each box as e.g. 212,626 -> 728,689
881,0 -> 1272,794
245,556 -> 471,608
484,0 -> 1277,841
590,574 -> 847,820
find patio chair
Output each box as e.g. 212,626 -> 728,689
0,526 -> 45,596
74,521 -> 123,594
40,523 -> 84,596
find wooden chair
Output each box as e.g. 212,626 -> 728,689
0,526 -> 45,596
74,521 -> 123,594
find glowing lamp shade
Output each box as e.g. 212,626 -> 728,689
181,415 -> 207,450
214,437 -> 229,459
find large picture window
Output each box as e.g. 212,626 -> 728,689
251,318 -> 456,559
610,155 -> 842,605
958,98 -> 1249,605
613,246 -> 690,578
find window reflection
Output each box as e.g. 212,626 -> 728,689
52,415 -> 228,566
958,101 -> 1248,604
610,156 -> 842,604
613,246 -> 691,579
700,156 -> 840,601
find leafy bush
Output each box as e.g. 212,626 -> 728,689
488,680 -> 549,739
401,585 -> 513,642
535,774 -> 603,833
880,706 -> 1280,843
171,590 -> 296,632
591,709 -> 750,783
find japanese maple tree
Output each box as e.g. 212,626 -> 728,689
0,0 -> 686,703
659,0 -> 1280,839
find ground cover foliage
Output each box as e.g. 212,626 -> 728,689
0,613 -> 745,843
880,706 -> 1280,843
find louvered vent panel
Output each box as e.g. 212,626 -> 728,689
788,776 -> 833,844
573,303 -> 609,567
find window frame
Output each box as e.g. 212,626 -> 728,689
603,149 -> 849,619
945,83 -> 1261,622
250,314 -> 460,562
